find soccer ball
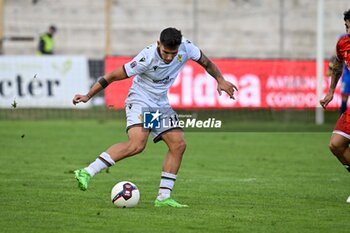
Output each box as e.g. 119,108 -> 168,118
111,181 -> 140,208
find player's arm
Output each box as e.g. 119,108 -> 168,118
326,55 -> 337,77
72,66 -> 129,105
320,56 -> 344,109
195,52 -> 238,99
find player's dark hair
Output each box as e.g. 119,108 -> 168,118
160,28 -> 182,49
344,9 -> 350,21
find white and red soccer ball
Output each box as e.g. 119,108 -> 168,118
111,181 -> 140,208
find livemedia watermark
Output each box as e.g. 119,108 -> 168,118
142,109 -> 222,130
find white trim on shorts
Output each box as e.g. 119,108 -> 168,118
333,130 -> 350,140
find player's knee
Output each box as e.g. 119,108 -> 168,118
170,140 -> 187,154
128,141 -> 146,155
133,144 -> 146,154
329,141 -> 344,157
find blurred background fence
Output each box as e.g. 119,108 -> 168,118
2,0 -> 350,59
0,0 -> 349,125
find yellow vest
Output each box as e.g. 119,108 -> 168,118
38,34 -> 54,54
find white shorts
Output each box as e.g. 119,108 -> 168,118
125,90 -> 182,143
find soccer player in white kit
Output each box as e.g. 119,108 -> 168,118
73,28 -> 238,207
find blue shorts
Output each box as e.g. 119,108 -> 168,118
341,66 -> 350,95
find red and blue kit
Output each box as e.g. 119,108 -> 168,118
334,34 -> 350,139
336,34 -> 350,69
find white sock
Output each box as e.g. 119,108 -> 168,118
157,172 -> 176,201
84,152 -> 115,177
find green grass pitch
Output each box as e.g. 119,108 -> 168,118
1,120 -> 350,233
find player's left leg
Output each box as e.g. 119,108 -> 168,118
154,129 -> 188,207
161,129 -> 186,174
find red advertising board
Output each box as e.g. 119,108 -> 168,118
105,57 -> 341,109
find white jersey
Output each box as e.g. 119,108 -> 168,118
124,38 -> 201,100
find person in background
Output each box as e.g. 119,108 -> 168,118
320,9 -> 350,203
37,25 -> 57,55
327,34 -> 350,114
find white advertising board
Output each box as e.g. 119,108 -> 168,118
0,56 -> 91,108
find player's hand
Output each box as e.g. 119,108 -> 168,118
217,79 -> 238,99
319,92 -> 334,109
72,94 -> 90,105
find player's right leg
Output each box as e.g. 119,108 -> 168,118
329,132 -> 350,203
74,126 -> 149,191
106,126 -> 149,161
329,133 -> 350,165
330,110 -> 350,164
328,111 -> 350,202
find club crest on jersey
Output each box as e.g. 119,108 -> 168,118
177,55 -> 182,63
130,61 -> 137,68
138,114 -> 143,122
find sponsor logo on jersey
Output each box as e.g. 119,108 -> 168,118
153,76 -> 170,84
130,61 -> 137,68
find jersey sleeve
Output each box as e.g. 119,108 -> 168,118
336,39 -> 344,61
183,39 -> 201,61
124,49 -> 150,77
